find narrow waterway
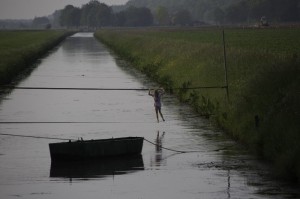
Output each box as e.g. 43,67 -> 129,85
0,33 -> 299,199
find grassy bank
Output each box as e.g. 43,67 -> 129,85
95,28 -> 300,182
0,30 -> 74,85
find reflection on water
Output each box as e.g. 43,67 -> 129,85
155,131 -> 165,153
150,131 -> 165,167
227,169 -> 231,199
50,155 -> 144,180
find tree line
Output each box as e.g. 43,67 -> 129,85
58,0 -> 300,28
214,0 -> 300,24
126,0 -> 300,25
58,0 -> 201,28
2,0 -> 298,29
59,0 -> 153,28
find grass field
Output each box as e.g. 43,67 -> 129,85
0,30 -> 74,85
95,27 -> 300,182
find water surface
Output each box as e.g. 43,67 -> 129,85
0,33 -> 299,199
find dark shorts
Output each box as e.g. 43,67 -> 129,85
155,105 -> 161,110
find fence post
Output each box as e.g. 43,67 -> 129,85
222,29 -> 229,102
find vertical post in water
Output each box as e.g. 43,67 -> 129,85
222,29 -> 229,102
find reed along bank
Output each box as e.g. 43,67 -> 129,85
0,30 -> 74,85
95,28 -> 300,182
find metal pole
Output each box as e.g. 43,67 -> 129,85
222,29 -> 229,102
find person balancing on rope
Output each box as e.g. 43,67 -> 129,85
149,87 -> 165,123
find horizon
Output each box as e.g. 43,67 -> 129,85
0,0 -> 129,20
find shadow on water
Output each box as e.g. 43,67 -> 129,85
50,154 -> 144,180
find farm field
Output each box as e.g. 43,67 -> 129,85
95,27 -> 300,182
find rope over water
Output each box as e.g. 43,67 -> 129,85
0,121 -> 152,124
143,138 -> 202,153
1,86 -> 227,91
0,133 -> 207,153
0,133 -> 75,141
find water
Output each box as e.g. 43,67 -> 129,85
0,33 -> 299,199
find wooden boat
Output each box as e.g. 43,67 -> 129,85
49,137 -> 144,161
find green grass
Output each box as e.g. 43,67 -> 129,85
0,30 -> 74,84
95,27 -> 300,182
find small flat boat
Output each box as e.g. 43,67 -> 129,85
49,137 -> 144,161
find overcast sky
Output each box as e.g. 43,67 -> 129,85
0,0 -> 129,19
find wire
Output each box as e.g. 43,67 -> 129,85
143,138 -> 235,153
0,133 -> 232,154
0,133 -> 195,153
0,133 -> 75,141
143,138 -> 202,153
1,86 -> 149,91
0,121 -> 151,124
1,86 -> 227,91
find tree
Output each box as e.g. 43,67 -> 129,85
225,1 -> 249,23
80,1 -> 99,27
172,9 -> 192,26
32,16 -> 50,28
247,0 -> 300,23
213,7 -> 225,25
155,6 -> 170,25
96,3 -> 113,26
114,11 -> 126,26
135,7 -> 153,26
278,0 -> 300,22
248,0 -> 270,21
80,0 -> 113,28
120,0 -> 300,25
50,10 -> 62,28
60,5 -> 81,28
122,6 -> 153,26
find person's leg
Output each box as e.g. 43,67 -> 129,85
158,107 -> 165,121
155,107 -> 159,122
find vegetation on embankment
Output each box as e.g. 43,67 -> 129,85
0,30 -> 74,85
95,28 -> 300,182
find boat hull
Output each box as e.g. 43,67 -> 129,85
49,137 -> 144,161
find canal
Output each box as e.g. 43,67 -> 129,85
0,33 -> 299,199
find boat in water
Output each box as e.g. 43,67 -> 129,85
49,137 -> 144,161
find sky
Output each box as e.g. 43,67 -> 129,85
0,0 -> 129,20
